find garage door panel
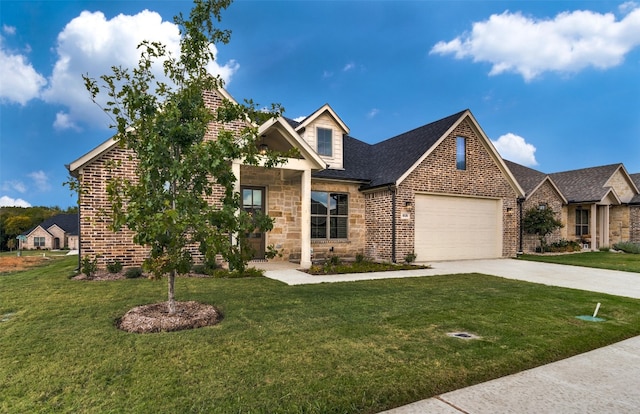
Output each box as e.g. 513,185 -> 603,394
415,195 -> 502,261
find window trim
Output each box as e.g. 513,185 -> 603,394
575,207 -> 589,236
456,136 -> 467,170
311,191 -> 348,240
317,127 -> 333,157
34,236 -> 45,248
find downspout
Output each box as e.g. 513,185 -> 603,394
389,185 -> 397,263
517,197 -> 525,255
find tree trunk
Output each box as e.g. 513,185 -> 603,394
168,270 -> 176,315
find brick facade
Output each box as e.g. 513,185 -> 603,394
365,118 -> 520,262
521,180 -> 565,253
631,206 -> 640,243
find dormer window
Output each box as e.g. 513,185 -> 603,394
317,127 -> 332,156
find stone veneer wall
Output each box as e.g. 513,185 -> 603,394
609,205 -> 630,246
522,180 -> 565,252
76,90 -> 244,268
310,180 -> 366,261
372,118 -> 520,262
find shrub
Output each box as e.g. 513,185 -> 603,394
355,253 -> 365,264
106,260 -> 123,274
124,267 -> 144,279
404,252 -> 417,264
81,255 -> 98,279
544,239 -> 581,253
613,241 -> 640,254
599,246 -> 610,252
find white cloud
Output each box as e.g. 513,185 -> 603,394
0,196 -> 31,207
3,25 -> 16,35
367,108 -> 380,119
492,133 -> 538,166
40,10 -> 239,130
293,116 -> 306,122
0,36 -> 47,105
343,62 -> 356,72
28,170 -> 51,191
430,6 -> 640,81
53,111 -> 81,132
2,180 -> 27,193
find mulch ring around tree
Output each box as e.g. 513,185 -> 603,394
116,301 -> 223,334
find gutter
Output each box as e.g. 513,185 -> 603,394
389,184 -> 397,263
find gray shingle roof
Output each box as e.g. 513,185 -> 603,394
549,164 -> 622,203
25,214 -> 79,236
310,110 -> 467,189
504,160 -> 547,196
631,173 -> 640,204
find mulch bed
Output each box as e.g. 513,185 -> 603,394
116,301 -> 222,334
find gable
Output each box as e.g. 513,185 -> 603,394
605,166 -> 638,203
397,111 -> 524,198
399,116 -> 522,199
296,104 -> 349,170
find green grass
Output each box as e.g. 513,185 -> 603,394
2,256 -> 640,413
519,251 -> 640,273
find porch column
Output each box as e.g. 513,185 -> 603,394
590,204 -> 597,251
300,168 -> 312,268
601,205 -> 610,248
231,161 -> 241,246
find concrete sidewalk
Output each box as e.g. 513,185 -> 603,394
261,258 -> 640,413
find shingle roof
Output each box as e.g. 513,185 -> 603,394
631,173 -> 640,204
310,110 -> 467,189
504,160 -> 547,196
549,164 -> 622,203
26,214 -> 79,236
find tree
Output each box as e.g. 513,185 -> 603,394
83,0 -> 288,314
522,206 -> 564,253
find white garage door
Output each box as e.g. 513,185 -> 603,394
414,194 -> 502,261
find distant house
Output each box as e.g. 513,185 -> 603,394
507,161 -> 640,251
67,89 -> 524,268
21,214 -> 79,250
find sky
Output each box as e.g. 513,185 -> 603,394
1,0 -> 639,209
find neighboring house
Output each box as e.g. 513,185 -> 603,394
630,173 -> 640,243
68,89 -> 524,268
507,161 -> 640,251
504,160 -> 567,252
21,214 -> 79,250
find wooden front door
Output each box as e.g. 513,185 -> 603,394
242,187 -> 266,259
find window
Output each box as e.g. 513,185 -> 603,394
311,191 -> 348,239
34,237 -> 45,248
456,137 -> 466,170
317,128 -> 332,156
576,208 -> 589,236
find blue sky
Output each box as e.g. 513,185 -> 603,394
1,0 -> 639,209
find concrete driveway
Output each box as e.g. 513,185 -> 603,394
264,258 -> 640,299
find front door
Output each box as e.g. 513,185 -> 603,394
242,187 -> 266,259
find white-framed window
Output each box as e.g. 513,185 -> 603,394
317,127 -> 332,156
456,136 -> 466,170
576,207 -> 589,236
34,237 -> 45,248
311,191 -> 348,239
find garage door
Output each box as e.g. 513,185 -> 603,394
414,194 -> 502,261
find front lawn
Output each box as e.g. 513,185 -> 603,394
2,256 -> 640,413
519,251 -> 640,273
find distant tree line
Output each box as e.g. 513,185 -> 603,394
0,206 -> 78,251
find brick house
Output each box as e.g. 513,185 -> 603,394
507,161 -> 640,251
67,88 -> 525,268
21,214 -> 79,250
